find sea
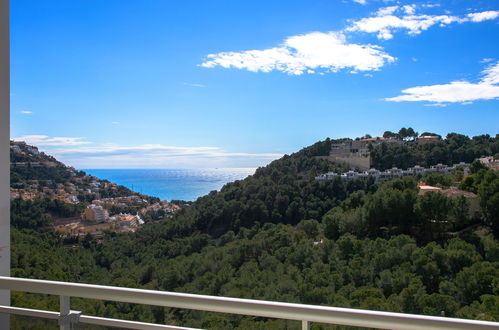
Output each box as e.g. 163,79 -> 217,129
83,168 -> 256,202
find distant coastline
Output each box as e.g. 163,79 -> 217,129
83,168 -> 256,202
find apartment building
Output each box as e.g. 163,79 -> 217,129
82,204 -> 109,223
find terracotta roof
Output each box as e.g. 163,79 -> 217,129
418,185 -> 442,195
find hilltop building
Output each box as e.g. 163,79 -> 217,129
322,137 -> 402,171
417,135 -> 441,145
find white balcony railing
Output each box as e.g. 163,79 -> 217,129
0,276 -> 499,330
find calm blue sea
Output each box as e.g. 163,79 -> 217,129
82,168 -> 256,202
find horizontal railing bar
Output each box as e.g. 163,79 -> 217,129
0,304 -> 199,330
1,276 -> 498,330
80,315 -> 197,330
0,305 -> 59,319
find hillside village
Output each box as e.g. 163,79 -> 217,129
55,197 -> 180,237
316,131 -> 498,181
10,141 -> 180,237
311,133 -> 498,230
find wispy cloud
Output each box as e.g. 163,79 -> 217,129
385,61 -> 499,104
183,82 -> 206,88
50,144 -> 282,159
347,6 -> 499,40
20,110 -> 32,114
424,103 -> 448,107
201,31 -> 395,75
12,136 -> 282,168
58,144 -> 282,168
481,58 -> 495,63
351,0 -> 367,5
13,135 -> 91,146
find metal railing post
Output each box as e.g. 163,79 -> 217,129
58,295 -> 81,330
0,1 -> 10,327
59,296 -> 71,330
302,320 -> 310,330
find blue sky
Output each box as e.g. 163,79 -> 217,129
10,0 -> 499,168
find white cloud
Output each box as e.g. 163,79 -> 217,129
376,6 -> 399,16
352,0 -> 367,5
467,10 -> 499,22
201,32 -> 395,75
402,5 -> 416,15
386,81 -> 499,103
347,6 -> 499,40
13,135 -> 91,146
20,110 -> 32,114
386,62 -> 499,104
481,61 -> 499,85
200,5 -> 498,75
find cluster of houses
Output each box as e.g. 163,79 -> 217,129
56,197 -> 150,237
56,212 -> 144,237
75,196 -> 179,235
9,176 -> 117,204
91,195 -> 148,209
315,162 -> 470,183
10,142 -> 59,168
9,140 -> 113,202
81,203 -> 144,232
79,196 -> 159,228
139,200 -> 181,219
55,196 -> 182,237
10,141 -> 40,156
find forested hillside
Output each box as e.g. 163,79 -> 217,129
370,132 -> 499,170
11,132 -> 499,329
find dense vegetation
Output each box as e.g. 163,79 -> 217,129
10,132 -> 499,329
11,198 -> 85,229
371,133 -> 499,170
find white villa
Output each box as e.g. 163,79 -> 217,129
315,162 -> 470,183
